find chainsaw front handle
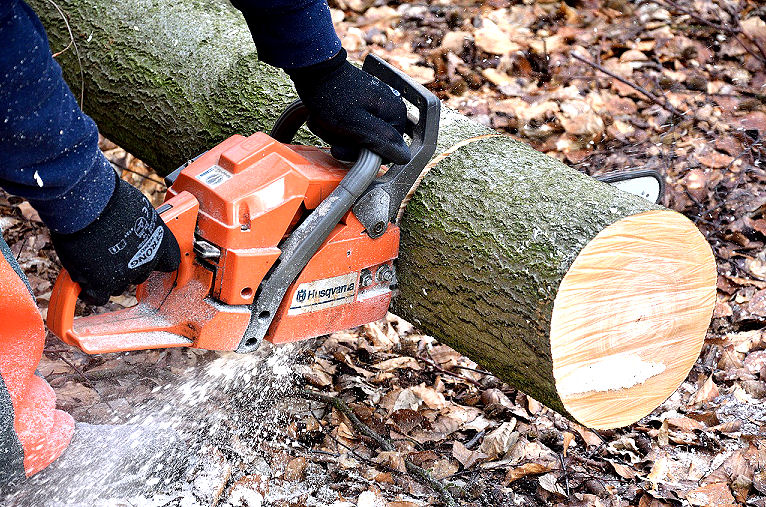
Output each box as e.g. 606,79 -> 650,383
238,145 -> 383,352
271,54 -> 440,239
353,54 -> 440,238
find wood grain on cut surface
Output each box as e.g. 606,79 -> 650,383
550,210 -> 717,429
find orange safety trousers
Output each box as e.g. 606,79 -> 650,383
0,237 -> 73,481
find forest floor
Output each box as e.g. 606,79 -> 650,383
3,0 -> 766,505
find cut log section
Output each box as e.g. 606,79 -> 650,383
550,211 -> 716,428
31,0 -> 718,428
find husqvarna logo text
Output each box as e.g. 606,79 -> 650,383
288,272 -> 358,315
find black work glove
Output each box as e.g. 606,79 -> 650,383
50,173 -> 181,305
287,49 -> 411,164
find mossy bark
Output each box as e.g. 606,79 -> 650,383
31,0 -> 661,420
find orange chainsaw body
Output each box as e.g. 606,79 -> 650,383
48,133 -> 399,353
48,54 -> 441,355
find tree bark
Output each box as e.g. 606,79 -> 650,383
30,0 -> 717,429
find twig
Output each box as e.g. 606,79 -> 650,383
653,0 -> 766,64
416,353 -> 483,388
52,351 -> 118,413
570,52 -> 684,117
44,0 -> 85,107
559,453 -> 570,498
451,364 -> 493,376
711,0 -> 766,63
299,389 -> 459,507
464,429 -> 485,450
109,160 -> 167,188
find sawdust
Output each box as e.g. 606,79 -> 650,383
4,343 -> 305,505
556,352 -> 667,396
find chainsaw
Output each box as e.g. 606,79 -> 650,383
47,54 -> 664,355
47,54 -> 440,354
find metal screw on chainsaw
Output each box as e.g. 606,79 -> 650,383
376,265 -> 393,283
372,221 -> 385,235
360,269 -> 373,288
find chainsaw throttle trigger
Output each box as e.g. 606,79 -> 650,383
47,191 -> 201,353
352,54 -> 441,239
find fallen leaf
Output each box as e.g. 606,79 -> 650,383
736,111 -> 766,134
683,168 -> 708,202
557,100 -> 604,138
390,409 -> 423,433
392,388 -> 422,412
696,150 -> 734,169
373,451 -> 407,473
647,453 -> 669,486
607,459 -> 637,479
688,375 -> 719,406
429,458 -> 459,479
474,19 -> 521,55
16,201 -> 41,222
666,416 -> 705,432
357,490 -> 382,507
428,345 -> 462,369
283,457 -> 307,481
301,366 -> 333,387
745,350 -> 766,374
562,432 -> 575,457
410,384 -> 447,410
452,441 -> 488,469
441,30 -> 473,52
480,420 -> 518,460
503,462 -> 553,484
373,357 -> 421,371
749,289 -> 766,316
742,17 -> 766,41
620,49 -> 648,62
686,482 -> 736,506
573,425 -> 603,447
538,472 -> 566,496
483,68 -> 513,86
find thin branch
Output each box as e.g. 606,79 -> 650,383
416,353 -> 483,388
52,351 -> 118,413
570,52 -> 684,117
652,0 -> 766,64
44,0 -> 85,107
711,0 -> 766,63
299,389 -> 459,507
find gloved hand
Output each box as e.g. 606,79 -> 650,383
287,48 -> 411,164
50,173 -> 181,305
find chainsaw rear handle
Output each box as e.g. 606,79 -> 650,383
48,192 -> 199,351
271,53 -> 441,239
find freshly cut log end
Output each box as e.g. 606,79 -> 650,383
550,210 -> 717,429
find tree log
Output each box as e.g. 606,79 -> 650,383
31,0 -> 717,429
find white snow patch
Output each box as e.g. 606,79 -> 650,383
557,352 -> 666,396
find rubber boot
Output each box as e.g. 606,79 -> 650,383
0,235 -> 74,483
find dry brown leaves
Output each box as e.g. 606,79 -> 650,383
4,0 -> 766,504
